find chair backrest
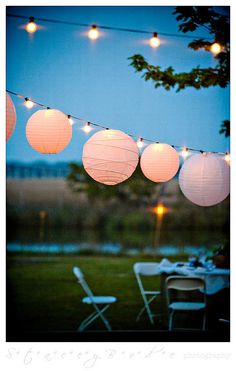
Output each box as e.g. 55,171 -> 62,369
73,266 -> 94,299
166,276 -> 205,291
166,276 -> 206,307
134,262 -> 160,276
134,263 -> 160,296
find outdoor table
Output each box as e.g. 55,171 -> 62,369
159,263 -> 230,295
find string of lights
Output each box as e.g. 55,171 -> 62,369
6,89 -> 230,161
6,13 -> 222,52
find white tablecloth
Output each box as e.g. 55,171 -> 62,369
159,259 -> 230,295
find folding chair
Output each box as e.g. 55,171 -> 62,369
166,276 -> 207,331
73,267 -> 117,331
133,262 -> 161,324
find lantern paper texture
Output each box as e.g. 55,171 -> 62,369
179,153 -> 230,206
26,109 -> 72,154
140,143 -> 179,182
6,93 -> 16,141
82,129 -> 139,185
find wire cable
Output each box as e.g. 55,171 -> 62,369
6,89 -> 228,156
6,13 -> 212,40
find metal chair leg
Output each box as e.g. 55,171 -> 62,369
202,310 -> 207,331
78,304 -> 111,332
136,294 -> 159,324
169,310 -> 174,331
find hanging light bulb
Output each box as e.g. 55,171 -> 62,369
181,148 -> 189,159
26,17 -> 37,33
88,25 -> 99,40
24,98 -> 34,109
68,115 -> 74,125
224,152 -> 231,164
137,138 -> 144,149
82,122 -> 93,133
210,42 -> 222,55
149,32 -> 160,48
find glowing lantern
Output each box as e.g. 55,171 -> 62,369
140,143 -> 179,182
82,129 -> 139,185
179,153 -> 230,207
88,25 -> 99,40
26,17 -> 37,33
26,109 -> 72,154
149,32 -> 161,48
6,93 -> 16,141
210,42 -> 221,55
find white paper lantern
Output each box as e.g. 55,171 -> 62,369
82,129 -> 139,185
26,109 -> 72,154
179,153 -> 230,206
140,143 -> 179,182
6,93 -> 16,141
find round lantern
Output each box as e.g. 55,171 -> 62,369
140,143 -> 179,182
82,129 -> 139,185
6,92 -> 16,141
26,109 -> 72,154
179,153 -> 230,207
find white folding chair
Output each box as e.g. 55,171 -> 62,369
133,262 -> 161,324
73,267 -> 117,331
166,276 -> 207,331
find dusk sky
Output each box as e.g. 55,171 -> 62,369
6,6 -> 230,163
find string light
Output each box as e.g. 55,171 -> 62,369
224,152 -> 231,164
82,122 -> 93,133
181,148 -> 189,159
6,89 -> 228,157
24,98 -> 34,109
210,42 -> 222,55
88,25 -> 99,40
26,17 -> 37,33
149,32 -> 160,48
68,115 -> 74,125
7,13 -> 213,41
136,138 -> 144,149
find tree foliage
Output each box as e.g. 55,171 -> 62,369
129,6 -> 230,136
67,163 -> 162,206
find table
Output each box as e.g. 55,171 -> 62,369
158,260 -> 230,295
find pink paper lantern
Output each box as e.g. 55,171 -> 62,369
6,93 -> 16,141
26,109 -> 72,154
82,129 -> 139,185
140,143 -> 179,182
179,153 -> 230,206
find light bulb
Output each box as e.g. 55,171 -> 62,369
88,25 -> 99,40
25,98 -> 34,109
26,17 -> 37,33
224,153 -> 231,164
68,115 -> 74,125
210,43 -> 222,55
137,138 -> 144,149
181,148 -> 189,159
82,122 -> 92,133
149,32 -> 160,48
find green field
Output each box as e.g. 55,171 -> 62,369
7,254 -> 229,340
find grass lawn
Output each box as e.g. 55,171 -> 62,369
6,254 -> 230,341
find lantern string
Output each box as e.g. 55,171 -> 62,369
6,12 -> 213,41
6,89 -> 228,156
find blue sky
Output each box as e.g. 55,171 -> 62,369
6,6 -> 230,163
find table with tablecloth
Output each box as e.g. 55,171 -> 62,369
158,259 -> 230,295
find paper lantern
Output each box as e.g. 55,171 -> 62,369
140,143 -> 179,182
179,153 -> 230,206
26,109 -> 72,154
82,129 -> 139,185
6,93 -> 16,141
